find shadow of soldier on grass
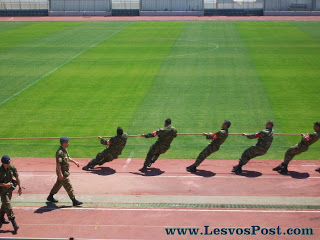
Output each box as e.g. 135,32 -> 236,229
130,167 -> 165,177
88,167 -> 116,176
34,202 -> 73,214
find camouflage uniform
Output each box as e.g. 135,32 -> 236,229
49,146 -> 75,199
195,128 -> 229,167
87,132 -> 128,168
0,164 -> 18,221
284,130 -> 320,165
143,125 -> 177,167
240,128 -> 274,165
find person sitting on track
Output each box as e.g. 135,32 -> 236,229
274,122 -> 320,174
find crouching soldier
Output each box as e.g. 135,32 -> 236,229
232,120 -> 274,174
0,155 -> 22,233
82,127 -> 128,170
274,122 -> 320,174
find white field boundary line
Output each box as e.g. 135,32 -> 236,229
18,174 -> 320,179
15,206 -> 320,213
0,22 -> 132,107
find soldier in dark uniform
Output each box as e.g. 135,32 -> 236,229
139,118 -> 177,172
82,127 -> 128,170
232,120 -> 274,174
0,155 -> 22,233
47,137 -> 83,206
274,122 -> 320,174
187,120 -> 231,173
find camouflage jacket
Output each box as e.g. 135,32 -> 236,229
101,132 -> 128,155
0,164 -> 18,192
246,128 -> 274,151
298,130 -> 320,148
206,128 -> 228,146
145,125 -> 177,147
56,146 -> 70,177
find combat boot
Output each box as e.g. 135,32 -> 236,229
315,167 -> 320,173
0,214 -> 9,224
232,164 -> 242,174
186,164 -> 197,173
273,163 -> 284,171
72,198 -> 83,206
47,194 -> 58,203
11,218 -> 19,233
82,165 -> 90,171
139,165 -> 148,172
278,166 -> 288,174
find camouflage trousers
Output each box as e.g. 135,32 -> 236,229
195,143 -> 220,167
239,146 -> 267,166
50,177 -> 75,200
87,149 -> 117,168
0,190 -> 14,220
143,143 -> 170,167
283,144 -> 308,166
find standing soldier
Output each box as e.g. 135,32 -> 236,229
273,122 -> 320,174
47,137 -> 83,206
187,120 -> 231,173
82,127 -> 128,170
232,120 -> 274,174
139,118 -> 177,172
0,155 -> 22,233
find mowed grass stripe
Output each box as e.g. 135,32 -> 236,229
126,21 -> 277,160
0,21 -> 128,104
236,21 -> 320,160
0,21 -> 186,158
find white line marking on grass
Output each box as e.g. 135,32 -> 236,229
0,23 -> 132,107
16,206 -> 320,213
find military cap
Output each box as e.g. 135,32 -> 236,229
1,155 -> 11,164
314,122 -> 320,127
60,136 -> 70,143
224,120 -> 231,128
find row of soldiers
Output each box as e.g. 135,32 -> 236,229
1,119 -> 320,233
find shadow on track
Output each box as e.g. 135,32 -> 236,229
130,168 -> 165,177
237,170 -> 262,178
191,169 -> 216,178
87,167 -> 116,176
34,202 -> 74,214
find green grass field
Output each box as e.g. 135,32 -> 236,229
0,21 -> 319,160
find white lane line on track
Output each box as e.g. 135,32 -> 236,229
0,23 -> 132,106
123,151 -> 134,169
16,206 -> 320,213
18,174 -> 320,179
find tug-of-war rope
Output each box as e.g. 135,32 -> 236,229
0,133 -> 302,141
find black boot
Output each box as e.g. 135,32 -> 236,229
232,164 -> 242,174
47,194 -> 58,203
72,198 -> 83,206
315,167 -> 320,173
186,164 -> 197,173
0,214 -> 9,224
139,165 -> 148,172
82,165 -> 90,171
278,165 -> 288,174
273,163 -> 284,171
11,218 -> 19,233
